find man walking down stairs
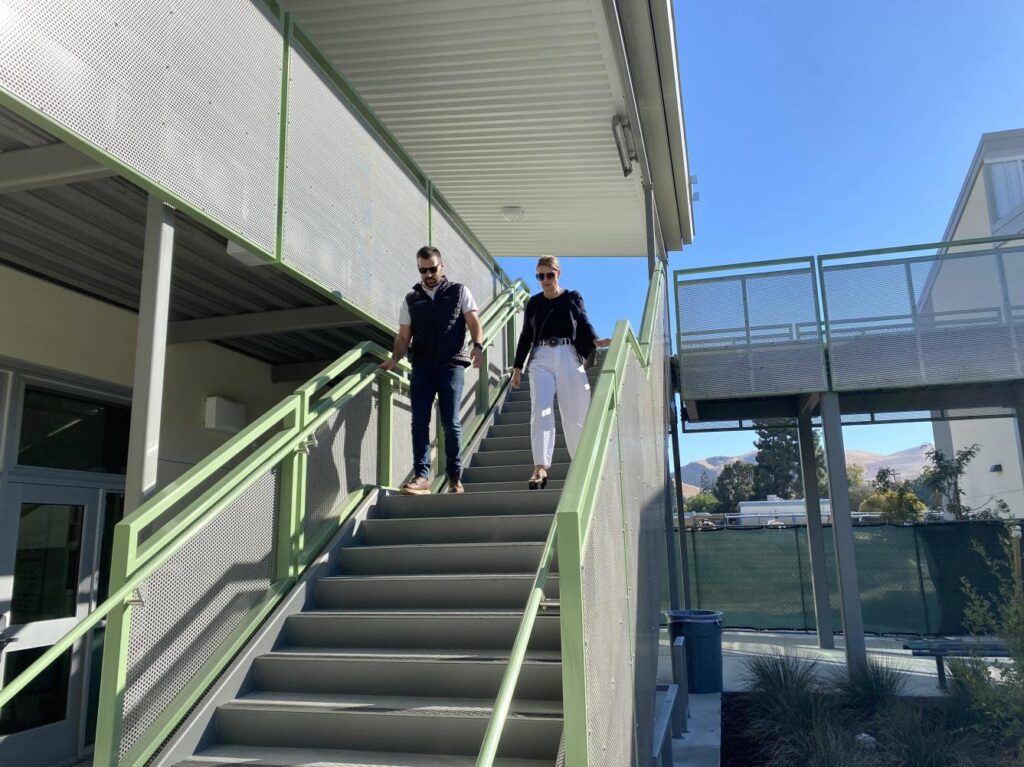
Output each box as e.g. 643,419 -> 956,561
170,369 -> 590,766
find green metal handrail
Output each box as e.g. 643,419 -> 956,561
476,265 -> 667,766
0,280 -> 529,767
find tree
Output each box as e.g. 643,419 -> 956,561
752,425 -> 801,500
714,460 -> 754,514
858,466 -> 926,524
920,444 -> 981,520
813,429 -> 829,499
687,493 -> 721,516
846,463 -> 872,511
699,470 -> 715,496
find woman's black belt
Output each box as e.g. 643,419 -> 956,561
537,337 -> 573,347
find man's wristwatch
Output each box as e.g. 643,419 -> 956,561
472,342 -> 485,351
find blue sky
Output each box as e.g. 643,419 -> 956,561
501,0 -> 1024,463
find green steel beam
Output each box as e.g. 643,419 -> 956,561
274,12 -> 293,261
377,377 -> 394,488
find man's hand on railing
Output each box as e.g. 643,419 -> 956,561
511,368 -> 522,389
377,356 -> 399,372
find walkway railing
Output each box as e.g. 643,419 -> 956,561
478,264 -> 674,765
675,233 -> 1024,400
0,282 -> 529,767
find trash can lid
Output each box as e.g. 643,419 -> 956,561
666,609 -> 723,622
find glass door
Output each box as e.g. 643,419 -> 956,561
0,482 -> 99,767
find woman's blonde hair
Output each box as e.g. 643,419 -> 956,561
537,254 -> 561,272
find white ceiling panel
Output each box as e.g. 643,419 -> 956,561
281,0 -> 648,257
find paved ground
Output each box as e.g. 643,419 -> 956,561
655,628 -> 949,767
721,630 -> 946,697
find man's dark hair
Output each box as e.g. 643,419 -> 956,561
416,245 -> 442,262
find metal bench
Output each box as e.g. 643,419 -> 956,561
903,637 -> 1010,688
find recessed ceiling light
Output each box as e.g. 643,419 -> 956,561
501,206 -> 525,222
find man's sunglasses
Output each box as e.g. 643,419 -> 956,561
536,271 -> 557,281
418,265 -> 440,275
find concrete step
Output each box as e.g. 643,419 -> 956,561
251,651 -> 561,700
359,515 -> 554,546
502,399 -> 558,414
314,573 -> 559,610
463,479 -> 566,493
460,464 -> 569,485
485,422 -> 534,439
376,488 -> 560,518
480,434 -> 565,452
472,447 -> 571,467
337,541 -> 551,575
284,610 -> 562,651
495,410 -> 533,426
177,744 -> 553,767
214,692 -> 562,759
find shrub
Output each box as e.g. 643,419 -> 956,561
948,519 -> 1024,761
879,703 -> 979,767
768,711 -> 878,767
832,656 -> 907,717
742,651 -> 823,741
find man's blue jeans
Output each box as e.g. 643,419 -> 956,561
410,362 -> 465,480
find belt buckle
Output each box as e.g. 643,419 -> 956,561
545,338 -> 558,347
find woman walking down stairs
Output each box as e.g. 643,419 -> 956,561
167,371 -> 593,767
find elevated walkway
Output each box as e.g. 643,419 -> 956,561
675,234 -> 1024,431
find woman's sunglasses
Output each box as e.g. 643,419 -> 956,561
418,265 -> 440,275
536,271 -> 557,281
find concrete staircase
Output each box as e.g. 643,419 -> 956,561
174,377 -> 570,767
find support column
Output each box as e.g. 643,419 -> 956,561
670,394 -> 693,608
797,401 -> 834,649
124,195 -> 175,512
819,392 -> 867,672
644,184 -> 656,277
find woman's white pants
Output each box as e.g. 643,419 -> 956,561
528,345 -> 592,467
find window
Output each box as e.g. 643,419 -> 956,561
17,387 -> 130,474
987,157 -> 1024,223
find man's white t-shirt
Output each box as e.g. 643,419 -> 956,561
398,284 -> 478,326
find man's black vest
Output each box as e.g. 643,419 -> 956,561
405,278 -> 471,366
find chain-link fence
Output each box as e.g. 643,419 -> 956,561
681,521 -> 1018,635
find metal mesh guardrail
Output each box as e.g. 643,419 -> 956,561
675,260 -> 827,399
573,270 -> 671,765
681,521 -> 1016,635
675,238 -> 1024,402
822,244 -> 1024,390
0,2 -> 508,334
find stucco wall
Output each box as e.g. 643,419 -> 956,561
931,153 -> 1024,517
0,264 -> 294,486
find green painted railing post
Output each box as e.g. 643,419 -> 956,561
377,376 -> 394,487
505,313 -> 517,369
93,524 -> 136,766
478,349 -> 490,415
557,510 -> 588,766
276,394 -> 307,581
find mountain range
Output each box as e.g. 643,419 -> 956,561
679,443 -> 933,497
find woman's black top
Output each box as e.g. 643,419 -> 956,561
513,290 -> 598,369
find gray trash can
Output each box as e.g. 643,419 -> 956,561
666,609 -> 723,694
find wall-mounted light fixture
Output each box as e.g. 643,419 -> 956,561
612,115 -> 637,177
990,463 -> 1004,473
501,206 -> 525,222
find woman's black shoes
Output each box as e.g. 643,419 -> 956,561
528,469 -> 548,490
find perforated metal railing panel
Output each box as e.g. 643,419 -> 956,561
432,205 -> 499,309
822,247 -> 1024,390
0,0 -> 283,253
579,299 -> 671,765
283,40 -> 428,329
120,469 -> 279,758
676,265 -> 826,399
582,433 -> 635,766
304,384 -> 379,542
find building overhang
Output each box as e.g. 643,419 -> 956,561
280,0 -> 694,257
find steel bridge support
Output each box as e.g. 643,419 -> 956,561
797,396 -> 834,649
